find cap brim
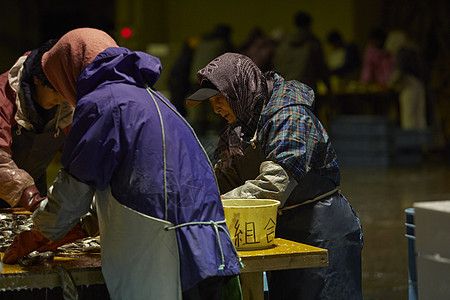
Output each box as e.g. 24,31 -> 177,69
185,88 -> 220,107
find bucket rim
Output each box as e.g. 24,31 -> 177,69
221,198 -> 281,208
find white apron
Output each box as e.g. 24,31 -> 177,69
96,187 -> 182,300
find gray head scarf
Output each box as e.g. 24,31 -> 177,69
196,52 -> 275,167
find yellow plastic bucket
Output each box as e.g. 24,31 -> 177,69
222,199 -> 281,250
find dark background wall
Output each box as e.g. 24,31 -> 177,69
116,0 -> 382,92
1,0 -> 447,93
0,0 -> 114,74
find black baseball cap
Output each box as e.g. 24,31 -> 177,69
185,81 -> 220,107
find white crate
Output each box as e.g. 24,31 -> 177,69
413,200 -> 450,299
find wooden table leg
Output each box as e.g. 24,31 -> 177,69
240,271 -> 264,300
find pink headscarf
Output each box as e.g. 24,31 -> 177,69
41,28 -> 118,106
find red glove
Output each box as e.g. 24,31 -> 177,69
36,224 -> 86,252
17,185 -> 46,212
2,226 -> 49,264
2,224 -> 87,264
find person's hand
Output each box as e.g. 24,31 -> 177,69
36,224 -> 86,252
2,226 -> 49,264
17,185 -> 46,212
2,224 -> 87,264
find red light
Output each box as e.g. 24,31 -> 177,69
121,27 -> 132,38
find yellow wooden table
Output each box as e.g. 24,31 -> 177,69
0,252 -> 103,291
237,238 -> 328,300
0,238 -> 327,299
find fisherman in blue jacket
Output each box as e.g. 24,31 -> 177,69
3,28 -> 241,300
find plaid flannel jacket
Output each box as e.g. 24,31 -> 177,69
257,74 -> 340,185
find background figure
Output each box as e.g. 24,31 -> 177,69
326,30 -> 361,82
385,30 -> 427,130
360,28 -> 394,89
189,24 -> 234,86
187,24 -> 234,136
238,27 -> 277,73
273,11 -> 331,95
167,37 -> 199,117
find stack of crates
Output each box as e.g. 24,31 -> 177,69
329,115 -> 394,166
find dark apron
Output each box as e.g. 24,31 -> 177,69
215,145 -> 363,300
11,125 -> 66,197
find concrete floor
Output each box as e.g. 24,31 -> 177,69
339,153 -> 450,300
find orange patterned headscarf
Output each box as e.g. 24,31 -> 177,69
41,28 -> 118,106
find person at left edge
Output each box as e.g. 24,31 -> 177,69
3,28 -> 242,300
0,40 -> 89,251
0,39 -> 72,211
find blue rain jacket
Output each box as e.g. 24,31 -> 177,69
51,47 -> 240,290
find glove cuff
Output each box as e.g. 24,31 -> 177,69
17,185 -> 44,212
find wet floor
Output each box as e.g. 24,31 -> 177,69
339,153 -> 450,300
